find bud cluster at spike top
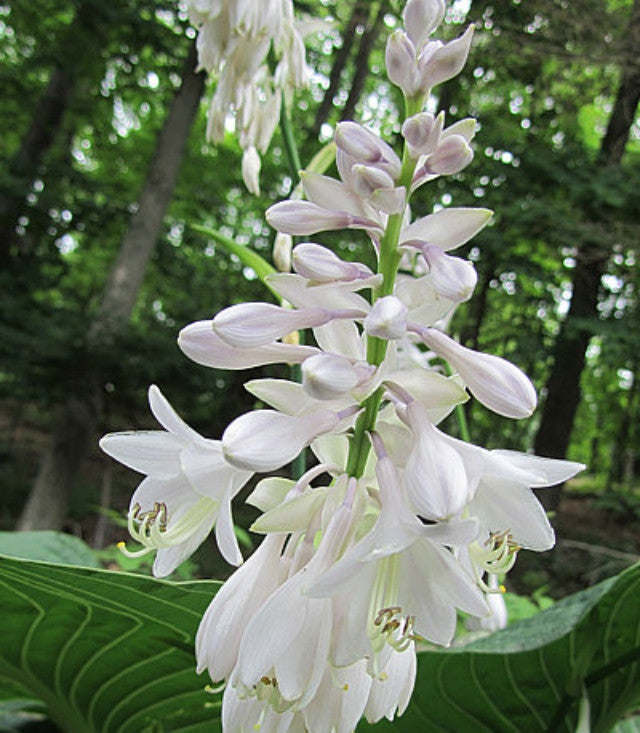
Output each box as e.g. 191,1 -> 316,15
100,1 -> 585,730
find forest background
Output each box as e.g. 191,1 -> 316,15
1,0 -> 639,600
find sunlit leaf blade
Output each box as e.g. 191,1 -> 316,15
0,557 -> 221,733
358,562 -> 640,732
191,225 -> 278,297
0,531 -> 100,568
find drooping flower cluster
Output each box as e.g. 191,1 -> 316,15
101,1 -> 584,730
186,0 -> 324,194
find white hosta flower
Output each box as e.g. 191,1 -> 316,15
335,122 -> 402,180
401,400 -> 469,520
230,501 -> 355,711
364,644 -> 417,723
309,439 -> 485,659
99,386 -> 251,573
418,24 -> 475,91
402,111 -> 443,157
196,533 -> 287,682
418,327 -> 538,418
273,231 -> 293,272
466,574 -> 508,632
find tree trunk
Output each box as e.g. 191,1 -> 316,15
17,42 -> 206,531
0,67 -> 74,264
533,0 -> 640,510
312,1 -> 367,135
340,1 -> 387,122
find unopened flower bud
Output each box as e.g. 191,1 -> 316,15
302,353 -> 360,400
266,200 -> 382,236
352,164 -> 396,198
335,122 -> 401,179
242,146 -> 261,195
364,296 -> 408,340
425,134 -> 473,175
223,409 -> 340,471
385,30 -> 419,96
273,232 -> 292,272
401,112 -> 444,157
418,327 -> 538,419
213,302 -> 331,348
419,243 -> 478,301
403,0 -> 446,49
419,25 -> 475,91
292,242 -> 373,283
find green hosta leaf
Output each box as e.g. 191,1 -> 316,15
358,562 -> 640,732
1,557 -> 639,732
0,531 -> 100,567
0,557 -> 221,733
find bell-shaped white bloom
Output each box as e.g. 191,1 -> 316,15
230,501 -> 355,711
178,319 -> 320,370
418,24 -> 475,90
302,659 -> 372,733
464,448 -> 584,551
292,242 -> 373,283
364,296 -> 408,340
213,302 -> 335,348
100,386 -> 252,572
364,644 -> 417,723
301,171 -> 377,221
196,533 -> 287,682
403,0 -> 446,49
401,400 -> 469,519
223,408 -> 346,471
302,353 -> 365,400
400,207 -> 493,251
418,327 -> 538,418
221,684 -> 304,733
386,369 -> 468,425
402,111 -> 443,157
407,242 -> 477,301
309,439 -> 485,656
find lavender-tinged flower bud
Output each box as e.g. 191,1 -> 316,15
213,302 -> 332,348
385,30 -> 419,96
352,164 -> 396,199
369,186 -> 406,215
302,353 -> 361,400
178,320 -> 320,370
273,231 -> 292,272
335,122 -> 402,179
415,242 -> 478,302
292,243 -> 373,283
266,200 -> 383,236
403,0 -> 446,49
222,409 -> 341,471
364,296 -> 408,340
402,401 -> 469,520
424,134 -> 473,175
401,111 -> 444,157
400,207 -> 493,251
418,327 -> 538,419
419,25 -> 475,91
